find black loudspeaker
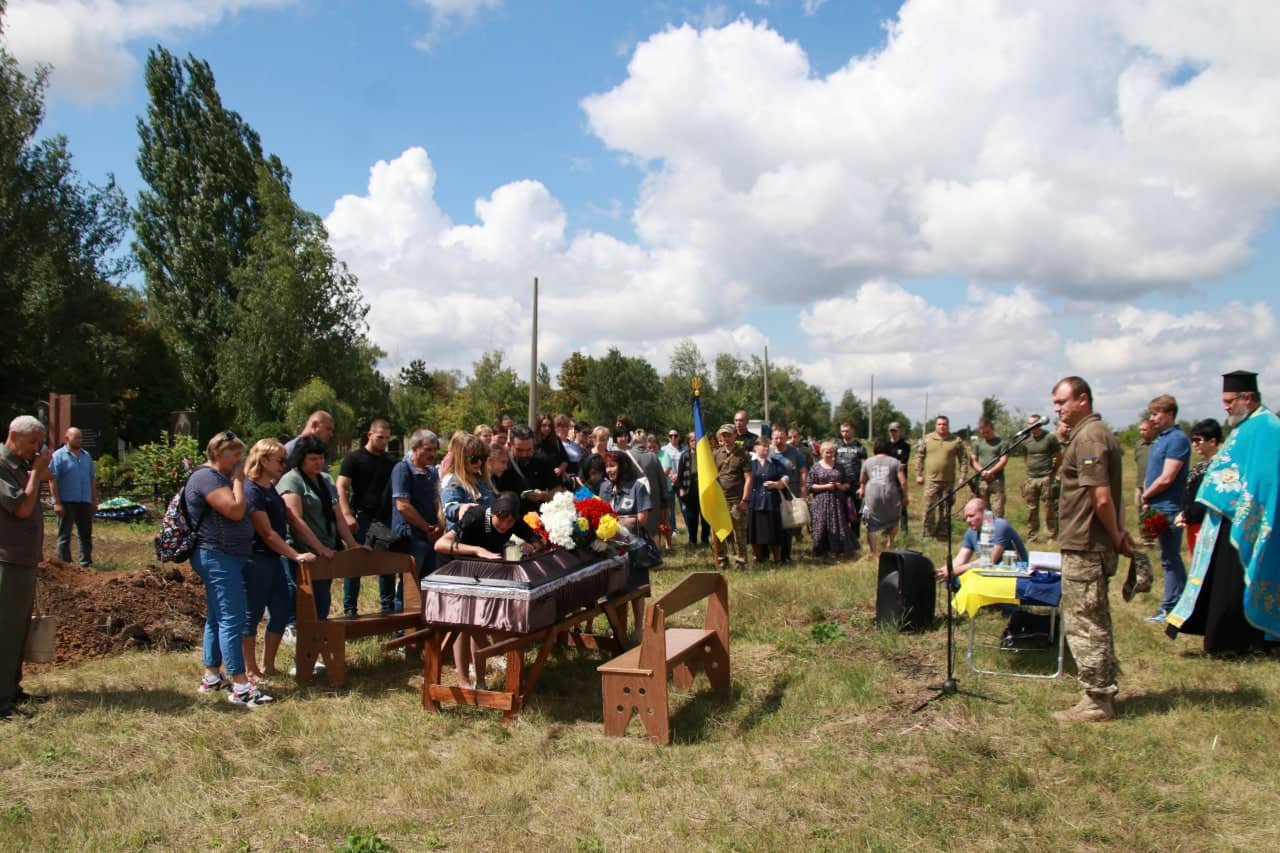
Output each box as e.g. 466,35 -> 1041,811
876,550 -> 936,631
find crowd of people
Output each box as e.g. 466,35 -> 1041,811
1,369 -> 1276,725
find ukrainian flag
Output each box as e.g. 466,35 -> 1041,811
693,390 -> 733,542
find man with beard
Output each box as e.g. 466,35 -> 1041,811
1166,371 -> 1280,656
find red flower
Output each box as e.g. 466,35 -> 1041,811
1140,508 -> 1170,539
574,497 -> 616,532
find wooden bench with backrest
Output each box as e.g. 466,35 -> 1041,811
597,571 -> 729,743
294,548 -> 423,687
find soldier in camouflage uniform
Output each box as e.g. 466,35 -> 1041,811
1021,414 -> 1061,541
968,417 -> 1008,519
914,415 -> 969,540
1051,376 -> 1134,723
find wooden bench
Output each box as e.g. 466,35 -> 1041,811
294,549 -> 424,687
597,571 -> 729,743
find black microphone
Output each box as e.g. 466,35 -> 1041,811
1011,416 -> 1049,440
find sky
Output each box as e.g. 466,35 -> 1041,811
7,0 -> 1280,432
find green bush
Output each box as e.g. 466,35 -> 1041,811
128,432 -> 201,496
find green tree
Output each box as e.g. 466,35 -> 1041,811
832,390 -> 869,438
552,351 -> 590,417
216,158 -> 379,429
284,377 -> 354,447
450,351 -> 528,432
0,8 -> 185,435
868,397 -> 913,441
760,361 -> 832,437
134,46 -> 265,429
657,340 -> 710,432
582,348 -> 662,429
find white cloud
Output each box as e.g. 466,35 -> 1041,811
2,0 -> 295,102
324,3 -> 1280,432
411,0 -> 502,51
582,3 -> 1280,298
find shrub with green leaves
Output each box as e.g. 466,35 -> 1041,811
127,432 -> 201,496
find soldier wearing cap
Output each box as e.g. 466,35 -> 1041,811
1166,370 -> 1280,655
1051,376 -> 1132,723
886,422 -> 912,534
1021,414 -> 1061,542
712,423 -> 751,568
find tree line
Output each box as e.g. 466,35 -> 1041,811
0,9 -> 914,448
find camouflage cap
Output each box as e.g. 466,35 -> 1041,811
717,423 -> 735,435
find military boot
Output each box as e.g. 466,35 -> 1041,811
1053,694 -> 1116,723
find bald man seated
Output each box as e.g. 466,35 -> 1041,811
935,498 -> 1029,583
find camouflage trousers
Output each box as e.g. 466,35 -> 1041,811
1060,549 -> 1120,698
712,505 -> 750,566
974,477 -> 1006,519
1021,475 -> 1058,539
921,480 -> 953,539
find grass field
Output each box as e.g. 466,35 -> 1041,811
4,457 -> 1280,852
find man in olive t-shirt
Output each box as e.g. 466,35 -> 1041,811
1022,416 -> 1061,541
915,415 -> 970,539
968,417 -> 1008,519
1051,376 -> 1134,723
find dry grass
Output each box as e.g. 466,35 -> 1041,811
5,458 -> 1280,851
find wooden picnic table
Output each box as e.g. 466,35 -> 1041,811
390,585 -> 650,723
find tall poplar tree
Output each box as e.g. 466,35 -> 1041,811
216,158 -> 380,429
134,46 -> 265,423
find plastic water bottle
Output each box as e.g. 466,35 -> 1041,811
979,510 -> 996,564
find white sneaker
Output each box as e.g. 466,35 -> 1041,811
287,660 -> 325,677
281,625 -> 297,647
228,686 -> 274,708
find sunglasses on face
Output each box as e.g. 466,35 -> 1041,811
468,454 -> 485,463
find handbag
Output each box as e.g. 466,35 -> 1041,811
24,583 -> 56,664
779,486 -> 810,530
364,520 -> 406,552
626,527 -> 664,571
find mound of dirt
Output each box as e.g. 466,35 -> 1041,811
32,559 -> 207,667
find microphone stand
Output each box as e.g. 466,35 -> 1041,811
912,424 -> 1042,712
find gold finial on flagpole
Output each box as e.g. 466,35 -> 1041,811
691,376 -> 702,396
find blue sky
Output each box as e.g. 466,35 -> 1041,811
9,0 -> 1280,430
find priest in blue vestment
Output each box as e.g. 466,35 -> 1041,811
1166,370 -> 1280,655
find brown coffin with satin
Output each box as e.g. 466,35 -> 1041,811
422,548 -> 629,633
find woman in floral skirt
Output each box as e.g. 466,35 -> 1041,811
807,441 -> 855,558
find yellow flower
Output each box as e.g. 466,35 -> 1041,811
524,512 -> 542,529
597,514 -> 620,540
577,516 -> 589,532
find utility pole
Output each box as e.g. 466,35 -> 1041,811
869,374 -> 875,440
528,276 -> 538,427
763,345 -> 771,428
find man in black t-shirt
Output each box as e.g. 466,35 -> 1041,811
495,424 -> 561,515
887,422 -> 912,535
337,418 -> 397,615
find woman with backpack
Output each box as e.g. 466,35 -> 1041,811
185,431 -> 274,708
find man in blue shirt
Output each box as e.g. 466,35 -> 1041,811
1140,394 -> 1192,623
390,428 -> 441,613
935,498 -> 1029,582
49,427 -> 96,567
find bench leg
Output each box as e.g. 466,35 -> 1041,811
295,629 -> 320,687
601,673 -> 670,743
672,662 -> 695,691
704,637 -> 731,693
321,625 -> 345,688
422,632 -> 443,712
601,673 -> 638,737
